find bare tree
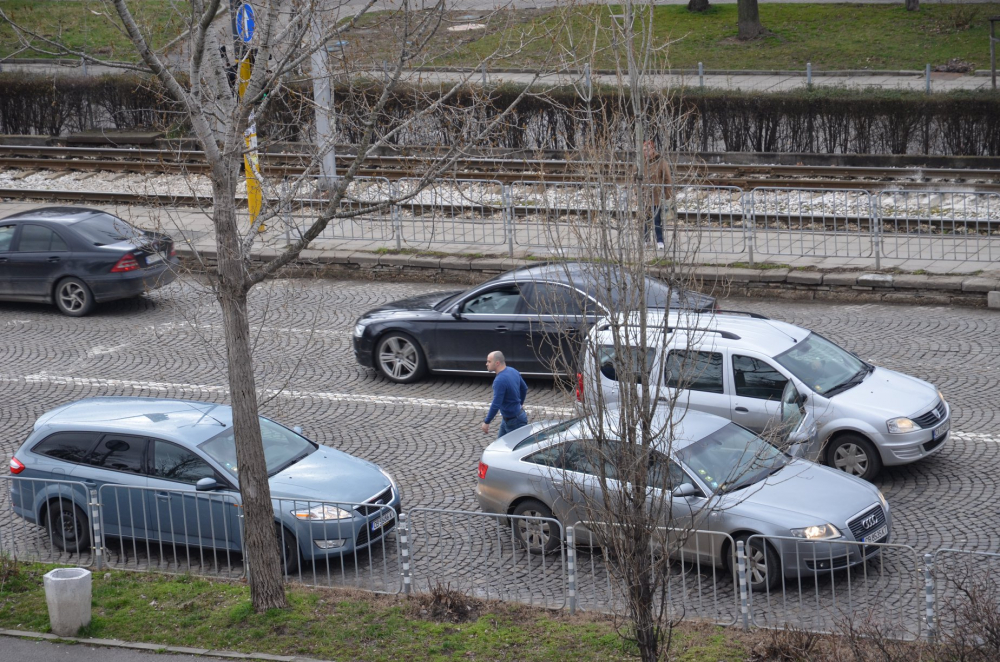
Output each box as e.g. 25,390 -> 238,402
905,0 -> 920,12
1,0 -> 560,611
687,0 -> 711,13
737,0 -> 765,41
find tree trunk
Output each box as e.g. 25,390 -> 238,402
737,0 -> 764,40
905,0 -> 919,10
687,0 -> 710,12
214,194 -> 288,612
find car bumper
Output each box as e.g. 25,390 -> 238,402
89,258 -> 180,302
773,534 -> 889,578
352,334 -> 375,369
874,411 -> 951,466
289,494 -> 402,561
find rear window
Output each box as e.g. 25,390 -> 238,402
70,214 -> 145,246
513,418 -> 582,451
32,431 -> 100,464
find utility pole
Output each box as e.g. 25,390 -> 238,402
311,21 -> 337,189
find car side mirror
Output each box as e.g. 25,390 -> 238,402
452,311 -> 462,320
293,426 -> 303,435
671,483 -> 698,498
797,393 -> 808,405
196,477 -> 220,492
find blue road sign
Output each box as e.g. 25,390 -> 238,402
236,3 -> 255,43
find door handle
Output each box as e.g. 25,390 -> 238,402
0,257 -> 7,263
734,406 -> 749,413
155,492 -> 172,500
48,256 -> 60,263
494,325 -> 508,332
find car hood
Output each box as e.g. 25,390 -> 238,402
268,447 -> 391,505
827,367 -> 938,417
357,290 -> 461,321
720,459 -> 879,528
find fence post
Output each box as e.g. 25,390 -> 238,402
737,540 -> 749,630
924,553 -> 936,641
872,194 -> 881,271
399,513 -> 412,595
743,189 -> 755,266
698,61 -> 704,89
393,180 -> 403,250
504,184 -> 514,258
584,63 -> 592,99
566,525 -> 577,615
89,488 -> 102,570
806,62 -> 812,89
481,62 -> 487,89
925,64 -> 931,94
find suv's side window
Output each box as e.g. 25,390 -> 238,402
664,350 -> 724,393
85,435 -> 148,474
461,285 -> 523,315
32,431 -> 101,464
732,355 -> 788,401
0,225 -> 15,251
150,439 -> 218,484
597,345 -> 655,384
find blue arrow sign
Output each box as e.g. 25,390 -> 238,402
236,4 -> 255,43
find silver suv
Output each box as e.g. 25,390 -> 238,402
580,311 -> 950,481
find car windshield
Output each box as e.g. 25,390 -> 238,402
773,333 -> 867,396
199,418 -> 316,478
70,214 -> 145,246
675,423 -> 787,494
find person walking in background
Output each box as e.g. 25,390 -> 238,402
481,351 -> 529,438
643,140 -> 674,250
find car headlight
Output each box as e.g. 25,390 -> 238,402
887,417 -> 918,434
790,524 -> 842,540
290,504 -> 353,520
380,469 -> 397,487
877,490 -> 889,509
353,323 -> 368,338
937,389 -> 946,405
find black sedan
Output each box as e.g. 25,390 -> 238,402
352,262 -> 717,383
0,207 -> 179,316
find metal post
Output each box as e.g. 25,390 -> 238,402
89,488 -> 102,570
311,23 -> 337,189
393,181 -> 403,250
584,63 -> 592,99
481,61 -> 487,89
737,540 -> 749,629
698,61 -> 704,89
926,63 -> 931,94
743,191 -> 755,266
566,526 -> 577,615
81,56 -> 88,76
399,513 -> 412,595
873,196 -> 881,271
991,17 -> 999,90
504,184 -> 514,258
806,62 -> 812,89
924,553 -> 936,641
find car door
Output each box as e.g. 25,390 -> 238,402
145,439 -> 241,551
648,453 -> 714,566
0,223 -> 16,297
661,347 -> 731,419
7,223 -> 71,300
730,353 -> 790,433
515,282 -> 600,376
70,433 -> 150,539
434,284 -> 524,371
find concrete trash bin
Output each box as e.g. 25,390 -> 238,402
43,567 -> 92,636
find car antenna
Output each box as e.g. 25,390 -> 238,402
190,403 -> 227,426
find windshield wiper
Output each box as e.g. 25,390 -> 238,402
824,364 -> 872,397
269,449 -> 311,476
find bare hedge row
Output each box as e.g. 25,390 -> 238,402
1,73 -> 998,156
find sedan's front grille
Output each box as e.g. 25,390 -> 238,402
356,517 -> 396,547
355,487 -> 393,516
848,505 -> 886,541
913,401 -> 947,429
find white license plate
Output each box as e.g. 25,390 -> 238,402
145,253 -> 163,265
370,511 -> 394,531
863,525 -> 888,544
932,420 -> 950,441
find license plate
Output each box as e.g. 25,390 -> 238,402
932,420 -> 950,441
145,253 -> 163,265
863,525 -> 888,544
370,511 -> 394,531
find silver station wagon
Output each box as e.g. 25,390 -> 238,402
476,404 -> 891,591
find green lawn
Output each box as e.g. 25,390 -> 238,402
0,0 -> 191,60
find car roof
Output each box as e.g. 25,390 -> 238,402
34,397 -> 233,446
0,207 -> 113,225
592,310 -> 810,357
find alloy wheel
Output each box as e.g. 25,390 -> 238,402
378,337 -> 419,380
58,282 -> 88,313
747,544 -> 770,586
516,509 -> 553,550
833,443 -> 869,476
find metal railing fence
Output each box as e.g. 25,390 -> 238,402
1,476 -> 97,567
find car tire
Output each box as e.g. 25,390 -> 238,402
375,332 -> 427,384
54,277 -> 95,317
733,533 -> 780,593
46,500 -> 91,554
511,499 -> 561,554
827,434 -> 882,482
276,525 -> 300,576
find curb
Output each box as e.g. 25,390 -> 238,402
0,630 -> 336,662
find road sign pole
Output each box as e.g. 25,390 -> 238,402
233,3 -> 263,229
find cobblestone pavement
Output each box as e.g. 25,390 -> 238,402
1,278 -> 998,617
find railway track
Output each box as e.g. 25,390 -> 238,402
2,145 -> 998,192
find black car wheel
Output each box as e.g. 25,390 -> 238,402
511,500 -> 561,554
828,434 -> 882,482
276,525 -> 300,576
54,277 -> 94,317
46,500 -> 91,554
733,533 -> 780,592
375,332 -> 427,384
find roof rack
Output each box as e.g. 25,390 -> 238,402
597,322 -> 741,340
713,310 -> 770,319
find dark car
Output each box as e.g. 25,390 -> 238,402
352,262 -> 717,383
0,207 -> 179,316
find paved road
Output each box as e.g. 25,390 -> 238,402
0,636 -> 235,662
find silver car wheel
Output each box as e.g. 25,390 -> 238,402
516,509 -> 552,550
747,544 -> 769,586
58,282 -> 88,312
833,442 -> 869,476
378,337 -> 419,380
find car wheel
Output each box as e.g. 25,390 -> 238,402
511,500 -> 561,554
276,525 -> 299,576
827,434 -> 882,481
54,277 -> 95,317
734,533 -> 780,593
375,332 -> 427,384
46,500 -> 91,554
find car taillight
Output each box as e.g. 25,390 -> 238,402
576,372 -> 584,403
713,300 -> 721,312
10,457 -> 25,474
169,247 -> 176,257
111,253 -> 140,272
477,461 -> 488,479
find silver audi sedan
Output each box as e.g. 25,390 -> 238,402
476,405 -> 891,590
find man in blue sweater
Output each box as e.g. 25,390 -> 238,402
480,350 -> 529,438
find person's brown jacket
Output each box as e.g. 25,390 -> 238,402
646,156 -> 673,206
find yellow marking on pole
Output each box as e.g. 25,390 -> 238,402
238,54 -> 264,230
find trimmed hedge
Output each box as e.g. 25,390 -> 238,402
1,73 -> 999,156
